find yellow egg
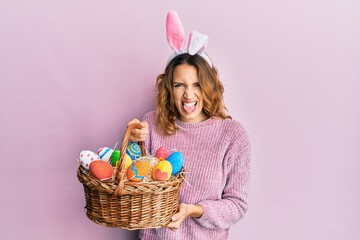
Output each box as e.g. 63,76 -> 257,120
125,154 -> 132,170
152,160 -> 172,181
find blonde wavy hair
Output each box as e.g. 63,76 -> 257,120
155,53 -> 231,136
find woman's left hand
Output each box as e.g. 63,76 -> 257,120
167,203 -> 204,231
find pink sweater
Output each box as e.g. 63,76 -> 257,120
139,111 -> 251,240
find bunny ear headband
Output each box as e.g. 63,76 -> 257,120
166,10 -> 213,68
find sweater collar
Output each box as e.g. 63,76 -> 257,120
175,117 -> 218,129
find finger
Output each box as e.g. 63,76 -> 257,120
140,121 -> 148,128
166,222 -> 179,231
139,131 -> 149,139
129,136 -> 142,142
133,128 -> 148,136
172,204 -> 186,221
171,213 -> 181,222
128,119 -> 140,126
129,131 -> 142,142
131,129 -> 146,138
129,135 -> 146,143
131,128 -> 141,135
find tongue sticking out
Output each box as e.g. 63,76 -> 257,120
183,102 -> 196,113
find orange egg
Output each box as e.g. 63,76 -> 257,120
152,160 -> 172,181
127,160 -> 151,182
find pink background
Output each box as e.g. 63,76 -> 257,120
1,1 -> 359,239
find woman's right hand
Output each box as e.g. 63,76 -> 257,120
128,119 -> 149,142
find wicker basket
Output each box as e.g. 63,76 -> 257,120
77,123 -> 185,230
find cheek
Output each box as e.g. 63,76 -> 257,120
195,90 -> 204,101
172,90 -> 183,103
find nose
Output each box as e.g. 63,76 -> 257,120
183,86 -> 195,99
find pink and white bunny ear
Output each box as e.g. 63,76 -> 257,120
165,11 -> 213,67
187,31 -> 212,67
187,31 -> 209,55
166,10 -> 185,52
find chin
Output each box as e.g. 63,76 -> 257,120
180,112 -> 203,123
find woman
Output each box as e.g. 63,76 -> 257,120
128,52 -> 251,240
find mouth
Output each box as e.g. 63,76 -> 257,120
182,101 -> 197,113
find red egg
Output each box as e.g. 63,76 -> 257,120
90,160 -> 114,181
155,147 -> 170,160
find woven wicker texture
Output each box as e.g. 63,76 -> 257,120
77,123 -> 185,230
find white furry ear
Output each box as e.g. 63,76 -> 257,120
166,10 -> 185,52
187,31 -> 209,55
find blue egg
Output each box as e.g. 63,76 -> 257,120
126,142 -> 142,160
167,151 -> 184,175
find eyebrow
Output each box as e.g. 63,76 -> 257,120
172,81 -> 199,85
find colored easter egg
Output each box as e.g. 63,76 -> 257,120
79,150 -> 100,170
89,160 -> 114,181
167,151 -> 184,175
127,160 -> 151,182
126,142 -> 142,160
110,150 -> 121,167
152,160 -> 172,181
155,147 -> 170,160
98,147 -> 114,163
124,154 -> 133,170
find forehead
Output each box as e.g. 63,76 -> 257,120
173,64 -> 198,82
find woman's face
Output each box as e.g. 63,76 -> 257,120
172,64 -> 207,123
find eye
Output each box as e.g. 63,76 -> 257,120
173,83 -> 185,88
194,82 -> 201,88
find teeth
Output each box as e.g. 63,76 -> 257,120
183,102 -> 196,106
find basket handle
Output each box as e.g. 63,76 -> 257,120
113,122 -> 146,196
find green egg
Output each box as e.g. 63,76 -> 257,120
111,150 -> 121,167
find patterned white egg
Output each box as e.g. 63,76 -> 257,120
79,150 -> 100,170
98,147 -> 114,163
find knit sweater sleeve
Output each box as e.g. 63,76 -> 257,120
194,128 -> 251,229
